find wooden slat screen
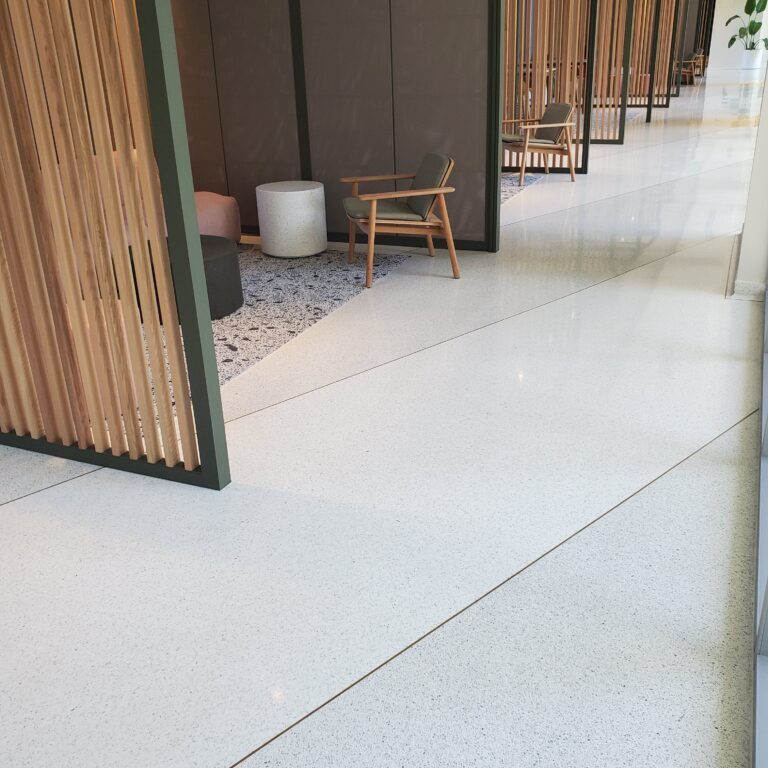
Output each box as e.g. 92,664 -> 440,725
0,0 -> 200,470
503,0 -> 595,171
628,0 -> 678,107
591,0 -> 631,142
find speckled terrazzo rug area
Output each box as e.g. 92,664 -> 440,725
212,246 -> 412,384
500,172 -> 543,204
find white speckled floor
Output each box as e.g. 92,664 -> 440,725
242,416 -> 758,768
0,74 -> 763,768
213,247 -> 413,384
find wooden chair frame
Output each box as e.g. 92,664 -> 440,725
502,110 -> 577,185
341,159 -> 460,289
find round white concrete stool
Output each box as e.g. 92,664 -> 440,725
256,181 -> 327,258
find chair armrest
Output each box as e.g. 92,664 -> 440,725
357,187 -> 455,201
502,117 -> 539,125
340,173 -> 416,184
520,122 -> 575,131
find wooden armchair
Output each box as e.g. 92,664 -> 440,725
502,103 -> 576,185
680,58 -> 696,85
341,153 -> 460,288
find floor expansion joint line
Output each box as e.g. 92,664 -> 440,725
501,158 -> 753,229
225,230 -> 737,425
225,409 -> 758,768
0,467 -> 104,511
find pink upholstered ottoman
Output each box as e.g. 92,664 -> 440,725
194,191 -> 241,243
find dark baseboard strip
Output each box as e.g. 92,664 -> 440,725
0,431 -> 220,489
241,225 -> 484,252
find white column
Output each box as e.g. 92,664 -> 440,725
735,76 -> 768,295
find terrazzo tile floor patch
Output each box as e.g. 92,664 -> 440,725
500,173 -> 542,205
213,247 -> 412,384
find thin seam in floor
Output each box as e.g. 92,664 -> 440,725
0,225 -> 747,512
225,409 -> 759,768
224,226 -> 743,425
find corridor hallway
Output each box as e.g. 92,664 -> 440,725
0,73 -> 763,767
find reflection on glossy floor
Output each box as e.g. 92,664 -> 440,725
0,76 -> 763,767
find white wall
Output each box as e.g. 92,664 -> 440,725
735,76 -> 768,295
709,0 -> 765,71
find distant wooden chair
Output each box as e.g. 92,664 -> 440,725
502,103 -> 576,185
341,153 -> 460,288
693,49 -> 706,76
679,57 -> 696,85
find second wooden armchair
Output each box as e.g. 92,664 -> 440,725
341,152 -> 461,288
502,103 -> 577,185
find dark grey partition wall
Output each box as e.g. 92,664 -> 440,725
171,0 -> 498,249
391,0 -> 489,243
208,0 -> 301,226
171,0 -> 227,194
300,0 -> 395,235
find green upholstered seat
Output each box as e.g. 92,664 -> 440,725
343,197 -> 424,221
406,153 -> 451,219
502,132 -> 555,145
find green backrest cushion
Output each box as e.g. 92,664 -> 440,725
407,153 -> 451,219
535,103 -> 573,143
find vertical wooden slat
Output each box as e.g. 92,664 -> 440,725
0,0 -> 91,447
504,0 -> 594,172
0,231 -> 40,437
7,0 -> 109,451
113,0 -> 199,469
0,0 -> 202,472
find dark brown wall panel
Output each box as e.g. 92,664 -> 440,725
300,0 -> 395,234
209,0 -> 300,226
171,0 -> 227,194
391,0 -> 488,242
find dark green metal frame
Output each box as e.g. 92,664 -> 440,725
645,0 -> 664,122
0,0 -> 231,490
486,0 -> 503,252
285,0 -> 501,254
592,0 -> 635,145
672,0 -> 692,97
501,0 -> 600,174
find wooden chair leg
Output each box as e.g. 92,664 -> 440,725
348,181 -> 359,263
426,235 -> 435,257
365,200 -> 377,288
348,219 -> 357,263
564,129 -> 576,182
543,152 -> 549,174
437,194 -> 460,280
519,134 -> 530,186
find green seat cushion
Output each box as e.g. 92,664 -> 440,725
343,196 -> 424,221
502,132 -> 555,145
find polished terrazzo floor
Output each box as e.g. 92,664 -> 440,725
0,73 -> 763,768
213,247 -> 412,384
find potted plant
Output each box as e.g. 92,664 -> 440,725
726,0 -> 768,50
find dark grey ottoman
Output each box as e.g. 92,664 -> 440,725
201,235 -> 243,320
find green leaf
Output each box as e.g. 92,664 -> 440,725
740,26 -> 748,36
749,19 -> 763,34
746,0 -> 756,14
729,34 -> 738,47
726,14 -> 741,24
757,0 -> 768,12
763,36 -> 768,48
